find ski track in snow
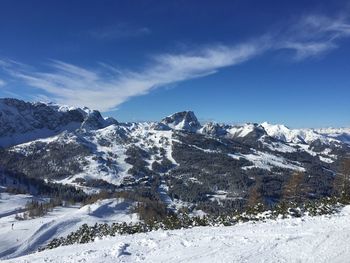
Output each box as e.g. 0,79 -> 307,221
3,206 -> 350,263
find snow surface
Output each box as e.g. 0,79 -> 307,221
260,122 -> 338,145
316,128 -> 350,145
0,195 -> 138,260
4,206 -> 350,263
228,124 -> 256,138
229,150 -> 305,172
262,140 -> 297,153
0,193 -> 36,218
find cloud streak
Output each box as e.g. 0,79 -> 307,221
277,14 -> 350,59
1,14 -> 350,111
1,43 -> 263,111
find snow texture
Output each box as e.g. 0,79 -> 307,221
0,194 -> 138,260
4,205 -> 350,263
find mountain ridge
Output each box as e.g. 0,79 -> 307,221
1,98 -> 349,147
0,97 -> 349,216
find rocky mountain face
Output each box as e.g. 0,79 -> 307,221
0,98 -> 350,214
0,98 -> 117,147
160,111 -> 201,132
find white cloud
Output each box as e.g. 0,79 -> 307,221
0,79 -> 6,87
280,41 -> 336,60
277,14 -> 350,59
1,43 -> 264,111
1,14 -> 350,111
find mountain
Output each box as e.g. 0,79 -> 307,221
0,98 -> 117,148
200,122 -> 228,137
316,127 -> 350,145
160,111 -> 201,132
260,122 -> 340,145
0,98 -> 349,215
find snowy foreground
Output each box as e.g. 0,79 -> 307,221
0,193 -> 138,260
3,206 -> 350,263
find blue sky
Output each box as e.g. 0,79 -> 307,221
0,0 -> 349,128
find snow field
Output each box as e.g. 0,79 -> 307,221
4,205 -> 350,263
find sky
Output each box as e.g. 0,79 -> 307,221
0,0 -> 350,128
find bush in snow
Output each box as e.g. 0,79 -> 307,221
40,195 -> 350,252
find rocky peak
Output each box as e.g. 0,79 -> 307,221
0,98 -> 117,147
160,111 -> 201,132
200,122 -> 227,137
81,110 -> 110,130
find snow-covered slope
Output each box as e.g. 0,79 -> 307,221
0,193 -> 37,218
260,122 -> 337,144
0,194 -> 138,260
261,122 -> 305,143
227,123 -> 260,138
316,127 -> 350,145
4,205 -> 350,263
229,150 -> 305,171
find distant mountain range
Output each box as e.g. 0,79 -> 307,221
1,98 -> 349,213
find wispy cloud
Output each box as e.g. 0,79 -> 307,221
280,41 -> 336,60
0,43 -> 263,111
1,14 -> 350,111
88,23 -> 151,40
277,14 -> 350,59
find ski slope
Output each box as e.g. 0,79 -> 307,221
0,194 -> 138,260
4,205 -> 350,263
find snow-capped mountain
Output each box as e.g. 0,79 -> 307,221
160,111 -> 201,132
260,122 -> 307,144
0,98 -> 117,147
260,122 -> 340,145
0,98 -> 349,214
316,127 -> 350,145
200,122 -> 228,137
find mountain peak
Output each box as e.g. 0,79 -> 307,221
200,122 -> 228,136
260,122 -> 306,143
0,98 -> 118,147
160,111 -> 201,132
